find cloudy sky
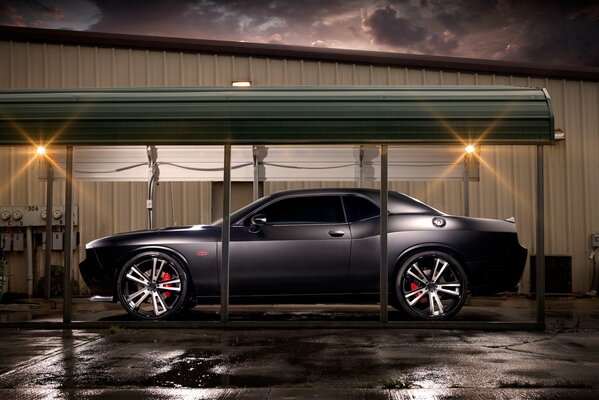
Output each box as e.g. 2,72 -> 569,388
1,0 -> 598,67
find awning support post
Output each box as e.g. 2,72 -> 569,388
252,145 -> 267,201
536,145 -> 545,326
63,145 -> 74,323
221,144 -> 232,323
463,157 -> 470,217
359,145 -> 365,188
380,145 -> 388,323
44,161 -> 53,299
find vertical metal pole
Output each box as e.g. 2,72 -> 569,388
536,145 -> 545,326
252,145 -> 259,201
26,227 -> 33,297
359,145 -> 365,188
463,157 -> 470,217
380,145 -> 388,323
44,162 -> 53,299
221,144 -> 231,322
63,146 -> 74,324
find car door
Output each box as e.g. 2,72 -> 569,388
229,194 -> 351,296
343,194 -> 383,294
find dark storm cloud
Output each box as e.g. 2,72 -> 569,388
362,5 -> 426,46
83,0 -> 376,50
362,0 -> 599,66
0,0 -> 63,27
1,0 -> 597,66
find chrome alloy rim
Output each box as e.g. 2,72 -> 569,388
121,255 -> 183,318
401,255 -> 464,318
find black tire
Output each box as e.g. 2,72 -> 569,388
116,251 -> 188,320
395,250 -> 467,320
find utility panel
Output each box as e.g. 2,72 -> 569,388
0,234 -> 9,251
0,206 -> 78,227
12,232 -> 24,251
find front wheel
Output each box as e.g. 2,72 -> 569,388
395,250 -> 467,320
116,251 -> 188,320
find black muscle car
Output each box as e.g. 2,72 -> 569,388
79,188 -> 527,320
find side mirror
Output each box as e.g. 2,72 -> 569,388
249,214 -> 266,233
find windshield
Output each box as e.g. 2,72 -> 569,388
210,194 -> 274,226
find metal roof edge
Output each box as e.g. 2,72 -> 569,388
1,26 -> 598,82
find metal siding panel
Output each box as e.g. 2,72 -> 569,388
284,60 -> 302,85
113,48 -> 132,87
128,49 -> 148,87
563,79 -> 590,292
440,71 -> 459,85
335,64 -> 354,85
62,45 -> 80,87
424,70 -> 442,85
300,61 -> 318,85
28,43 -> 46,88
232,56 -> 251,83
164,51 -> 182,87
476,74 -> 494,85
146,50 -> 165,86
372,66 -> 389,85
249,57 -> 268,86
79,46 -> 98,87
319,63 -> 337,85
215,55 -> 233,86
265,59 -> 285,85
406,69 -> 424,85
0,41 -> 10,88
180,53 -> 199,86
199,54 -> 216,85
10,42 -> 28,88
388,67 -> 407,85
353,65 -> 371,85
96,47 -> 114,87
459,72 -> 476,85
0,147 -> 11,204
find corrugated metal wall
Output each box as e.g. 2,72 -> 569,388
1,40 -> 598,294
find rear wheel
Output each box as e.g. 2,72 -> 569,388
395,250 -> 467,320
117,251 -> 188,320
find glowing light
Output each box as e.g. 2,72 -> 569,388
465,145 -> 476,154
36,146 -> 46,156
232,81 -> 252,87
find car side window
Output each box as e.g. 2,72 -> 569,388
253,196 -> 345,225
343,195 -> 380,222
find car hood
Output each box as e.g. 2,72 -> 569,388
86,224 -> 217,249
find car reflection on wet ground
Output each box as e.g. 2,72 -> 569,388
0,297 -> 598,399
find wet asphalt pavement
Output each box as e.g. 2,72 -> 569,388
0,298 -> 598,399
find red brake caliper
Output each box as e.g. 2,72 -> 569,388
161,272 -> 172,298
410,282 -> 427,303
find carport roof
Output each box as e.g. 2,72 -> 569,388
0,85 -> 554,145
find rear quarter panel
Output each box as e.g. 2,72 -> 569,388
348,214 -> 525,294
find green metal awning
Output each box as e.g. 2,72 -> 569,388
0,86 -> 554,145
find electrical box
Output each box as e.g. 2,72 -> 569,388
12,232 -> 24,251
0,234 -> 10,251
592,233 -> 599,248
52,232 -> 63,251
41,232 -> 64,251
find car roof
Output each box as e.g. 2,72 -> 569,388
264,188 -> 439,215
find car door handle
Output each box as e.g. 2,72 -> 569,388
328,230 -> 345,237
